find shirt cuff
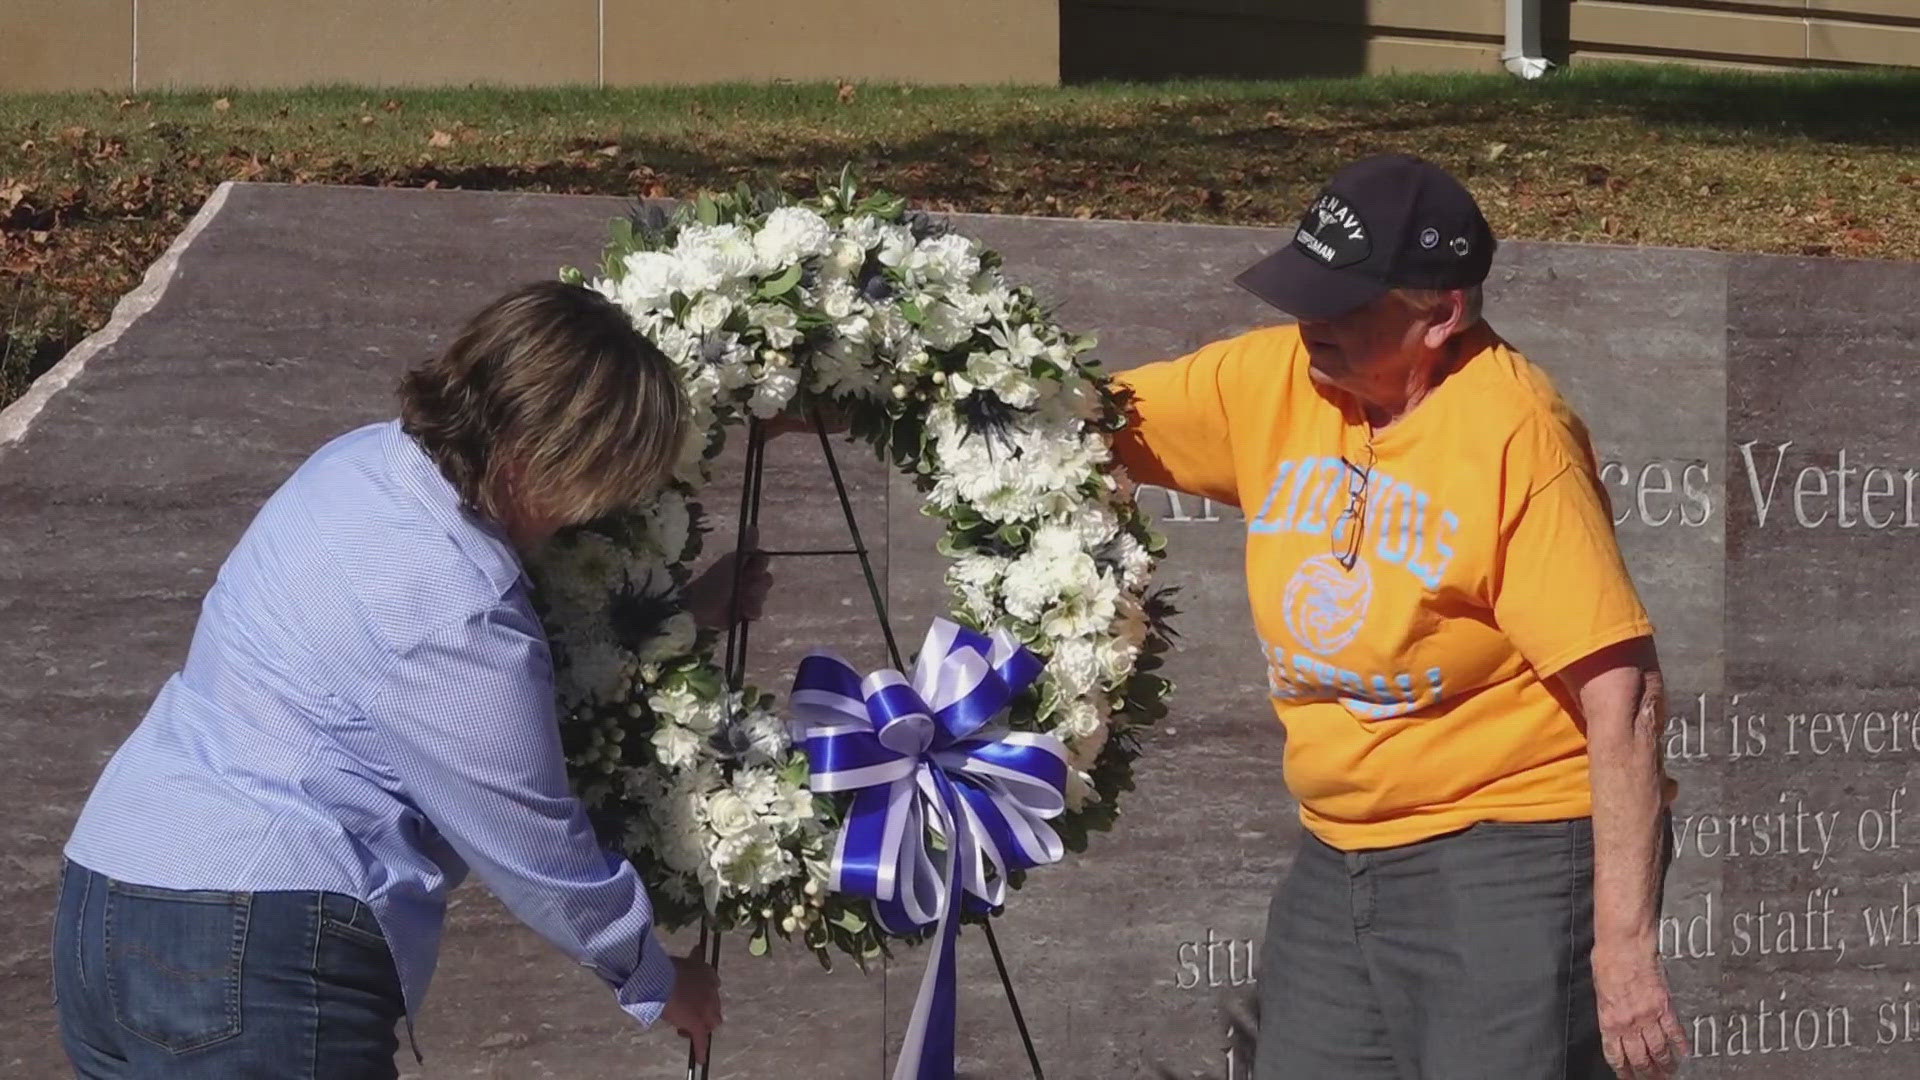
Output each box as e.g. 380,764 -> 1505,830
614,932 -> 678,1028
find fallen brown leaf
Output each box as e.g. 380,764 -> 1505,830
427,130 -> 455,149
383,99 -> 403,113
213,98 -> 231,113
837,80 -> 857,105
596,145 -> 620,158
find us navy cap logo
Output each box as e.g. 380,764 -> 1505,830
1293,193 -> 1371,269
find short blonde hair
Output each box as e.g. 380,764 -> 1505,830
399,281 -> 689,527
1394,284 -> 1484,332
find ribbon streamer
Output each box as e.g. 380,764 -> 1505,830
791,619 -> 1068,1080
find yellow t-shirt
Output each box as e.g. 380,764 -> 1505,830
1114,322 -> 1657,851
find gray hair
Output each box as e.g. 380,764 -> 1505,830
1394,285 -> 1484,333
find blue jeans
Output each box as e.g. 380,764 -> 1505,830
53,861 -> 406,1079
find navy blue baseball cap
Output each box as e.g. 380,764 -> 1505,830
1235,153 -> 1497,321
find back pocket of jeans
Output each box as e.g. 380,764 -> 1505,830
105,882 -> 248,1052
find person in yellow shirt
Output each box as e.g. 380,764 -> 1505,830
1113,154 -> 1686,1079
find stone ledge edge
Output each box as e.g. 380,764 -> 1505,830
0,181 -> 237,454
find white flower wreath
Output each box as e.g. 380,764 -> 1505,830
539,177 -> 1176,964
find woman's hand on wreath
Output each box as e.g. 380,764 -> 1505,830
684,528 -> 773,630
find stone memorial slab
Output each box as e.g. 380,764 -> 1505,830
2,182 -> 1917,1079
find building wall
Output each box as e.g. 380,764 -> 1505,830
4,0 -> 1919,93
1566,1 -> 1920,70
0,0 -> 1060,91
1060,0 -> 1920,79
1062,0 -> 1507,81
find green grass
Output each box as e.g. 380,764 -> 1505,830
5,65 -> 1920,411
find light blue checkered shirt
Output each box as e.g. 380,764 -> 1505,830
66,420 -> 675,1028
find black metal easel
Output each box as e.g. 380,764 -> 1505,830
685,410 -> 1046,1080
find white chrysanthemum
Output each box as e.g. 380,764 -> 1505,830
733,768 -> 786,816
712,827 -> 795,893
754,206 -> 834,272
741,713 -> 790,765
613,250 -> 682,311
921,302 -> 975,351
748,366 -> 801,418
642,490 -> 694,561
1042,572 -> 1121,641
811,337 -> 879,399
564,639 -> 629,705
653,723 -> 704,770
652,323 -> 700,368
1067,505 -> 1116,549
674,223 -> 758,292
1047,637 -> 1104,699
916,234 -> 982,286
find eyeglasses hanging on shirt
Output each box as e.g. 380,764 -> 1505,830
1331,435 -> 1376,571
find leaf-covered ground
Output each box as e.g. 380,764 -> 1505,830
5,66 -> 1919,409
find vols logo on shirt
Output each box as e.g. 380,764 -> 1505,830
1281,553 -> 1373,656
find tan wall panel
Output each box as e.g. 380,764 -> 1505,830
1569,1 -> 1809,61
1809,0 -> 1920,21
1367,36 -> 1504,73
1809,20 -> 1920,66
136,0 -> 598,89
1567,48 -> 1792,73
0,0 -> 131,92
1056,0 -> 1502,36
605,0 -> 1057,85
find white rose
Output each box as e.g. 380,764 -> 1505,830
750,303 -> 802,349
639,611 -> 699,662
1068,721 -> 1111,770
686,292 -> 733,334
706,790 -> 756,838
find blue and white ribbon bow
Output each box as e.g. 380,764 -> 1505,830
791,618 -> 1069,1080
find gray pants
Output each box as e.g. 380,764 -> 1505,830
1255,818 -> 1617,1080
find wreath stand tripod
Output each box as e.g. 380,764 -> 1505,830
685,410 -> 1047,1080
